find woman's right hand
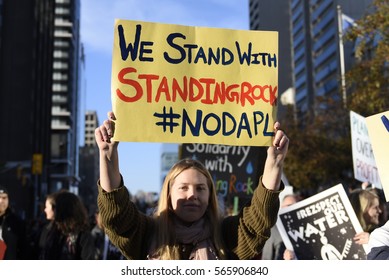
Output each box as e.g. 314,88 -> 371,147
95,111 -> 121,192
95,111 -> 118,152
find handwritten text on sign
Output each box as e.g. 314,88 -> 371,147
350,111 -> 381,187
111,19 -> 279,146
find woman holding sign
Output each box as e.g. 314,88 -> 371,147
95,111 -> 289,259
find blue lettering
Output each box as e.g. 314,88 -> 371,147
184,44 -> 199,63
203,113 -> 221,136
235,41 -> 252,65
181,109 -> 273,138
118,24 -> 153,62
222,112 -> 236,136
182,109 -> 201,136
237,113 -> 252,138
164,33 -> 186,64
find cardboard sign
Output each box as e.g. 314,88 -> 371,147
366,111 -> 389,201
350,111 -> 381,188
111,19 -> 278,146
277,184 -> 367,260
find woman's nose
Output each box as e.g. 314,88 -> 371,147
187,187 -> 198,200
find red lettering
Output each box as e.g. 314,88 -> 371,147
138,74 -> 159,103
189,77 -> 203,102
155,76 -> 171,102
226,84 -> 239,104
213,82 -> 226,104
240,82 -> 254,106
199,78 -> 215,104
115,66 -> 277,106
172,76 -> 188,101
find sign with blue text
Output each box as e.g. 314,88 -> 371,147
111,19 -> 278,146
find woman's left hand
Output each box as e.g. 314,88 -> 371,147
268,121 -> 289,165
261,122 -> 289,191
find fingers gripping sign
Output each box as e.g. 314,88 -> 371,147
95,112 -> 117,150
272,122 -> 289,154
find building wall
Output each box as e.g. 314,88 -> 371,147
49,0 -> 81,193
249,0 -> 373,124
249,0 -> 293,120
0,0 -> 55,219
78,111 -> 99,214
0,0 -> 81,219
290,0 -> 372,121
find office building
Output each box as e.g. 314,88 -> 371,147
249,0 -> 293,100
289,0 -> 371,121
79,111 -> 99,214
0,0 -> 81,218
50,0 -> 81,193
249,0 -> 372,123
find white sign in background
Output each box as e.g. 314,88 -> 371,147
349,111 -> 382,188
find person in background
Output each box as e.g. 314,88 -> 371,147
0,185 -> 26,259
95,111 -> 289,260
349,189 -> 382,246
38,192 -> 57,259
372,188 -> 389,227
91,210 -> 125,260
39,190 -> 96,259
367,220 -> 389,260
261,193 -> 298,260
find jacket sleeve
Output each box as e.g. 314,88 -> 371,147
222,176 -> 283,259
97,177 -> 153,259
367,221 -> 389,260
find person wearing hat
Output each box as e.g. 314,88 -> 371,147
0,185 -> 26,259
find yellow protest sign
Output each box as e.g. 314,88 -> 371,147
111,19 -> 278,146
366,111 -> 389,201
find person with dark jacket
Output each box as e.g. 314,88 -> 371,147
0,185 -> 26,259
39,190 -> 96,259
367,220 -> 389,260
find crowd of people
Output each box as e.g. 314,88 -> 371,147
0,184 -> 154,260
0,113 -> 388,260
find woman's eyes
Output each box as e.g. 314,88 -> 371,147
178,185 -> 206,191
